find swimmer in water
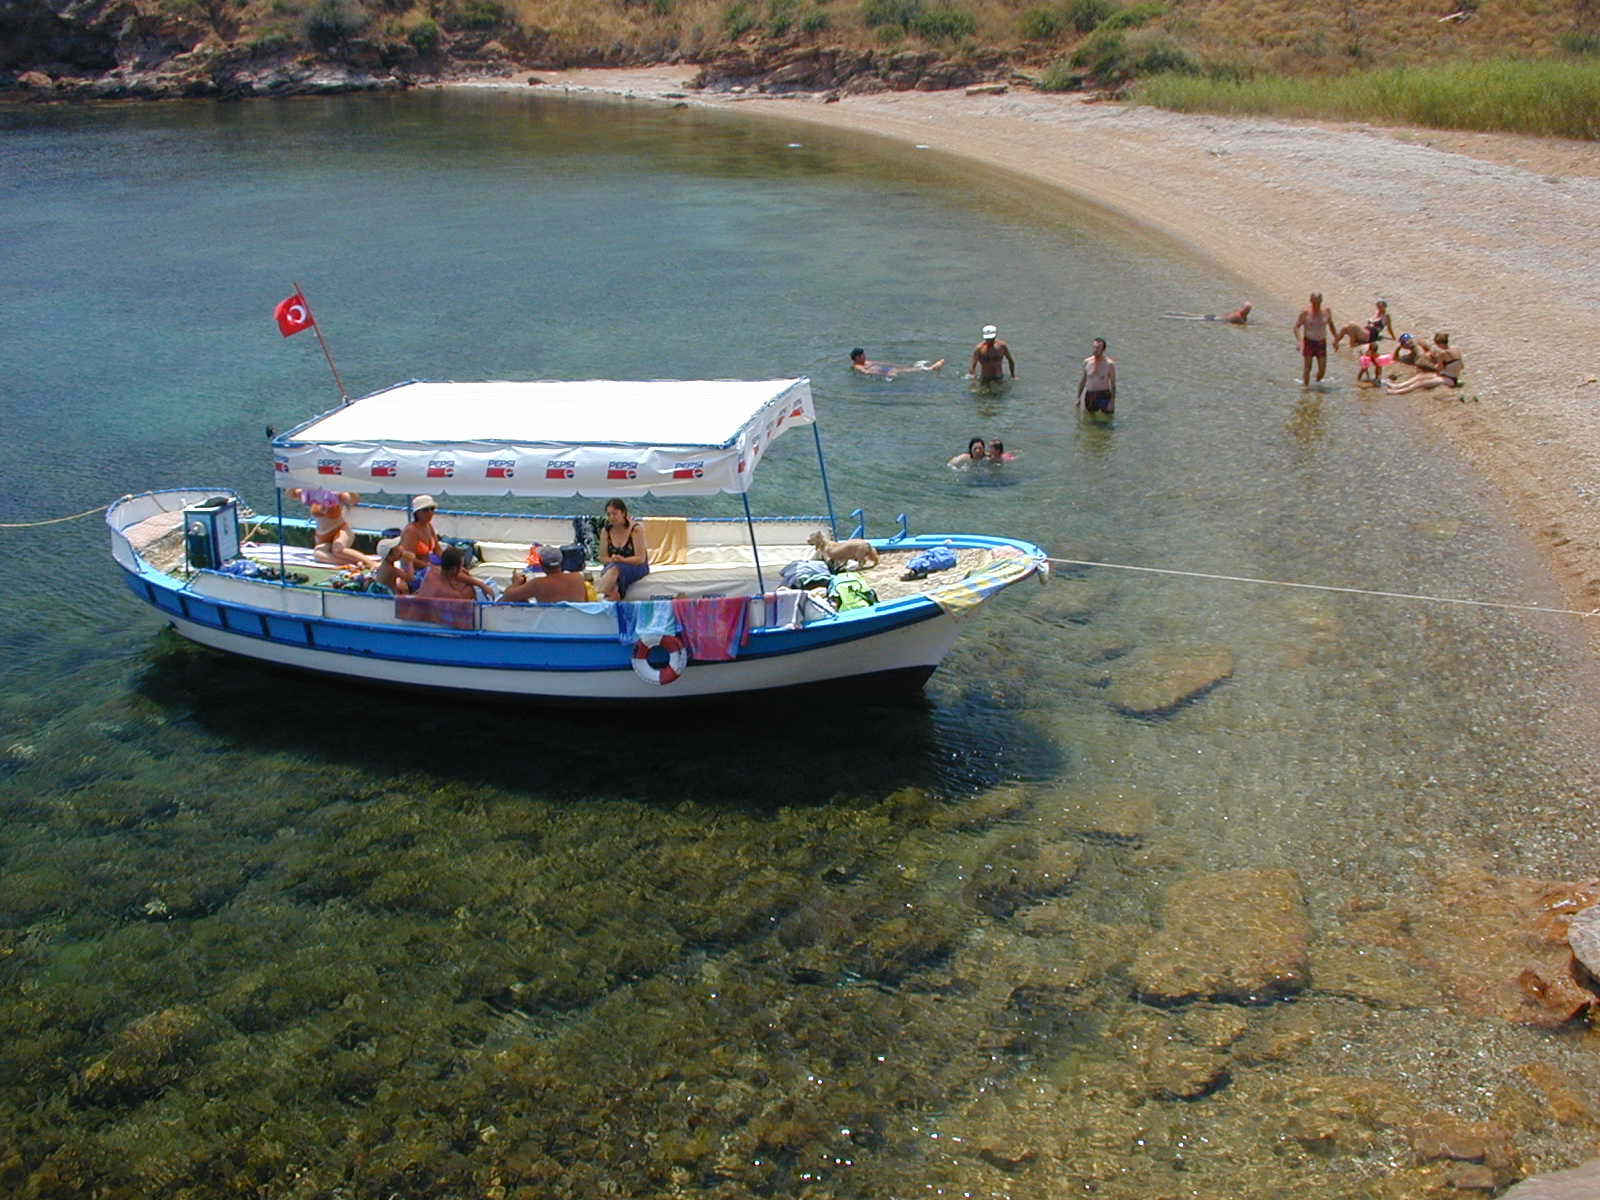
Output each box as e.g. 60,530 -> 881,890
948,437 -> 988,469
1163,302 -> 1253,324
850,348 -> 946,378
988,437 -> 1016,462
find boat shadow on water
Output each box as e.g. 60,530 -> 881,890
132,631 -> 1058,807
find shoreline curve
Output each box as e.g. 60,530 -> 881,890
452,68 -> 1600,646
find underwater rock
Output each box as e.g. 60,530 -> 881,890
1567,901 -> 1600,979
1500,1157 -> 1600,1199
1406,1109 -> 1519,1185
962,835 -> 1083,918
1515,1061 -> 1599,1127
1105,645 -> 1234,717
1404,869 -> 1600,1027
72,1004 -> 217,1106
1029,578 -> 1114,627
1308,941 -> 1443,1010
1130,867 -> 1308,1005
1040,784 -> 1156,844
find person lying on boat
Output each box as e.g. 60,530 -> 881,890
288,486 -> 377,569
503,544 -> 588,604
849,348 -> 947,378
399,494 -> 444,575
371,537 -> 415,595
598,498 -> 650,601
415,546 -> 493,603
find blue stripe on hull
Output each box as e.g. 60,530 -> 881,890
119,567 -> 941,675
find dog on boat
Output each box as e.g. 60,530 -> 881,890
808,530 -> 880,572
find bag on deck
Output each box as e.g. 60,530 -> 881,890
828,571 -> 878,612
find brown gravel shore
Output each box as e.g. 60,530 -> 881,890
456,67 -> 1600,641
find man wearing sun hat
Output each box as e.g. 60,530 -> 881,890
969,323 -> 1015,383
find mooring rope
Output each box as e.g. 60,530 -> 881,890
0,503 -> 112,529
1046,556 -> 1600,620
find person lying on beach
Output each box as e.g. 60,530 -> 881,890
850,348 -> 946,378
288,486 -> 376,569
1333,299 -> 1395,350
503,544 -> 589,604
1162,302 -> 1252,324
1392,332 -> 1423,367
1384,332 -> 1462,393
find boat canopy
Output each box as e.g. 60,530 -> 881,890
270,378 -> 815,498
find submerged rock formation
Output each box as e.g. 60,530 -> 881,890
1131,867 -> 1309,1005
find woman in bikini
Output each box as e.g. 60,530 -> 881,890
597,498 -> 650,601
289,487 -> 375,568
1383,331 -> 1463,394
399,495 -> 445,580
1333,299 -> 1396,350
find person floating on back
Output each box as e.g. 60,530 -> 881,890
849,348 -> 946,379
1163,302 -> 1252,324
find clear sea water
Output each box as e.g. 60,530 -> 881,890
1,89 -> 1597,1197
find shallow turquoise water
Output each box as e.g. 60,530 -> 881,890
1,90 -> 1598,1197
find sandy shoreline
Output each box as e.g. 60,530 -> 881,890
457,68 -> 1600,637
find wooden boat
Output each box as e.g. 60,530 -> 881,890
107,378 -> 1048,703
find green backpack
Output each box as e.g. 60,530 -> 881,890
828,571 -> 878,612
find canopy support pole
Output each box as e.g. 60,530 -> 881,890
741,492 -> 766,595
812,422 -> 838,537
274,488 -> 287,586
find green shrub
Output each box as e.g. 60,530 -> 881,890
1063,0 -> 1115,33
1019,6 -> 1064,39
862,0 -> 921,30
1098,0 -> 1163,31
441,0 -> 502,28
303,0 -> 365,48
1070,27 -> 1126,77
800,9 -> 828,33
248,26 -> 293,52
1134,36 -> 1194,74
911,3 -> 974,41
407,15 -> 440,51
1037,57 -> 1083,90
722,0 -> 756,35
1560,32 -> 1600,55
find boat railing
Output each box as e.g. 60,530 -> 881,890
184,569 -> 823,635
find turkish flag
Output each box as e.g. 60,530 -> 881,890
274,292 -> 314,337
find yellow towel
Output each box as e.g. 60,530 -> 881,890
644,516 -> 688,565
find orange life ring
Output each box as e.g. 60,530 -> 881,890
632,633 -> 687,686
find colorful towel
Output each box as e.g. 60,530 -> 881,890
672,596 -> 750,662
616,598 -> 678,645
925,552 -> 1037,617
644,516 -> 688,565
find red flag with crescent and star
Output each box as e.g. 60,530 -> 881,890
274,291 -> 315,338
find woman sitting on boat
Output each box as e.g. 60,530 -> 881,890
597,498 -> 649,601
399,495 -> 444,576
289,486 -> 376,569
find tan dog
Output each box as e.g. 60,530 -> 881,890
808,530 -> 879,571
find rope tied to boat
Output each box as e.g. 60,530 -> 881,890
1045,556 -> 1600,620
0,502 -> 112,529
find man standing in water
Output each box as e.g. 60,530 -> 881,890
1293,292 -> 1335,386
969,324 -> 1015,383
1076,337 -> 1117,416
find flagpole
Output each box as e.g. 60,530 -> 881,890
295,281 -> 350,406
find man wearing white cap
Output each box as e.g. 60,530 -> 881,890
969,324 -> 1015,383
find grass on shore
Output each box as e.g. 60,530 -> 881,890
1132,57 -> 1600,140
